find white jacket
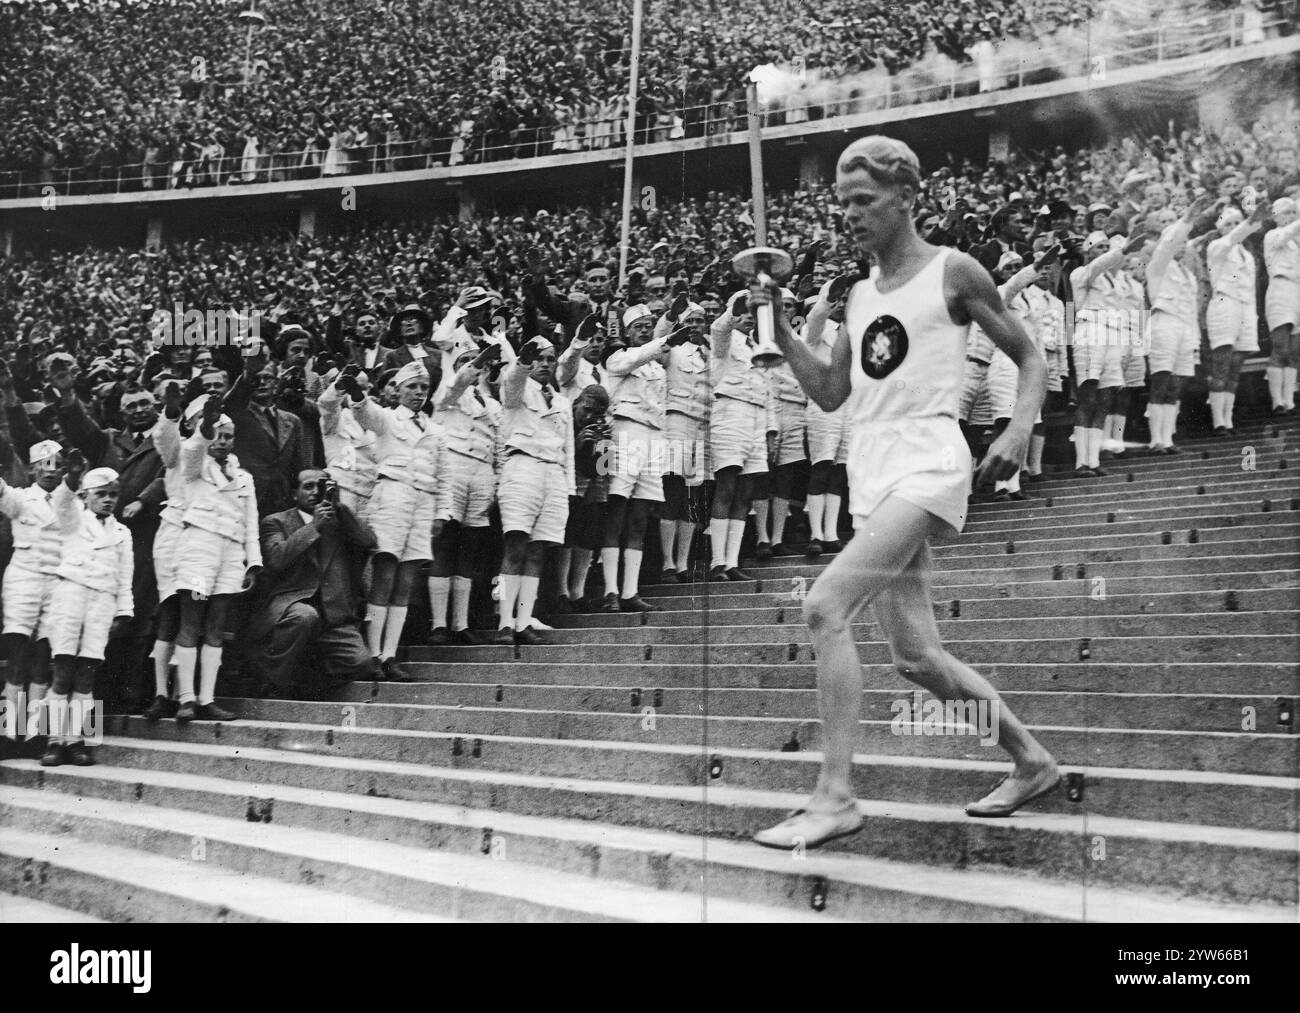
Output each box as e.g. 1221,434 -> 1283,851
52,482 -> 133,613
179,430 -> 262,568
0,481 -> 63,575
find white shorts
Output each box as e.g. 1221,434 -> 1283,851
1265,277 -> 1300,332
1147,312 -> 1198,377
176,526 -> 248,598
847,416 -> 970,538
1,566 -> 54,641
437,455 -> 495,527
607,420 -> 665,501
338,487 -> 369,518
46,581 -> 115,661
1073,333 -> 1124,388
663,412 -> 708,487
957,360 -> 989,423
711,397 -> 768,475
774,401 -> 808,466
153,518 -> 182,602
499,454 -> 569,544
805,401 -> 848,464
986,355 -> 1017,421
1206,296 -> 1259,353
1121,346 -> 1147,389
364,478 -> 435,562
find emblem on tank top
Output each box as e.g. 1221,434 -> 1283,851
860,315 -> 909,379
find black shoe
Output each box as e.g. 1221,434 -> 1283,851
555,595 -> 573,615
64,741 -> 95,766
1091,466 -> 1108,477
1214,426 -> 1228,436
659,567 -> 678,584
620,596 -> 660,613
601,592 -> 620,613
380,658 -> 419,683
1163,445 -> 1180,455
451,629 -> 477,646
1023,472 -> 1045,483
821,540 -> 843,554
492,627 -> 516,646
771,542 -> 798,556
1273,406 -> 1289,417
427,627 -> 451,646
24,735 -> 47,760
725,567 -> 754,582
709,565 -> 731,582
195,702 -> 236,722
0,737 -> 20,761
513,627 -> 546,646
1008,491 -> 1030,501
805,540 -> 823,557
994,490 -> 1010,501
39,743 -> 65,767
175,701 -> 197,722
755,542 -> 773,560
569,596 -> 592,613
143,695 -> 176,722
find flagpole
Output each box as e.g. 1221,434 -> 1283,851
617,0 -> 645,290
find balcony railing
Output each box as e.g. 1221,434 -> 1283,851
0,10 -> 1290,201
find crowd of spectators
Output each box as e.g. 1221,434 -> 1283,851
4,0 -> 1283,194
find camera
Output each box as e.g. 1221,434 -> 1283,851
323,479 -> 339,504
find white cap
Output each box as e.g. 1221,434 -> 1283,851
623,304 -> 652,327
82,467 -> 119,491
1083,230 -> 1110,253
780,288 -> 796,301
28,440 -> 62,465
527,336 -> 555,356
183,394 -> 209,423
393,361 -> 429,388
996,250 -> 1024,272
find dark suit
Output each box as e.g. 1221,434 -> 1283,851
379,343 -> 440,375
225,375 -> 308,516
254,504 -> 378,689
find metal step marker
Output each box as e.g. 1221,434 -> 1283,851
1052,564 -> 1064,580
950,599 -> 961,618
1160,531 -> 1172,545
1278,699 -> 1294,729
1188,529 -> 1199,544
472,738 -> 483,758
1076,563 -> 1086,579
1224,590 -> 1239,612
1006,540 -> 1015,554
1065,772 -> 1085,803
810,877 -> 828,912
1106,512 -> 1115,523
1262,499 -> 1271,513
1079,638 -> 1091,661
708,755 -> 723,779
787,643 -> 799,662
653,689 -> 663,708
631,688 -> 642,708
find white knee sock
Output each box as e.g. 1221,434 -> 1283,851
365,603 -> 388,657
621,548 -> 643,600
25,682 -> 47,741
380,606 -> 407,660
568,549 -> 592,600
1223,391 -> 1236,428
71,691 -> 94,744
674,521 -> 694,572
772,498 -> 790,543
1267,365 -> 1285,408
1086,428 -> 1103,469
1027,434 -> 1044,475
497,573 -> 521,630
174,645 -> 197,704
197,644 -> 223,705
824,494 -> 841,542
724,518 -> 747,568
708,517 -> 729,567
46,695 -> 69,746
1,683 -> 21,740
1162,403 -> 1177,445
1208,391 -> 1226,428
600,546 -> 620,597
151,640 -> 175,698
514,576 -> 540,630
427,576 -> 451,629
1283,367 -> 1297,408
450,576 -> 473,631
805,494 -> 826,540
1073,426 -> 1088,469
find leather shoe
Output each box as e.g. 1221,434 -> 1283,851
619,596 -> 660,613
39,742 -> 65,767
754,542 -> 773,560
708,565 -> 731,582
804,540 -> 823,557
821,539 -> 843,554
24,735 -> 47,760
659,567 -> 678,584
143,695 -> 176,722
451,629 -> 477,646
724,567 -> 753,582
195,702 -> 236,722
427,627 -> 451,646
379,658 -> 419,683
771,542 -> 797,556
64,741 -> 95,766
491,627 -> 516,646
175,701 -> 197,723
0,736 -> 21,761
513,627 -> 546,646
601,592 -> 620,613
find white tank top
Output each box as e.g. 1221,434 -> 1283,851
845,246 -> 968,423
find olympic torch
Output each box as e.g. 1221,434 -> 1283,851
732,77 -> 793,368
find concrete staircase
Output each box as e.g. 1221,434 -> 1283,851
1,418 -> 1297,921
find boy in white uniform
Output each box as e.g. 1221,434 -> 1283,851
1264,197 -> 1300,414
1069,231 -> 1128,475
753,136 -> 1059,849
1206,203 -> 1266,433
42,461 -> 133,766
0,440 -> 66,759
800,284 -> 852,555
656,299 -> 711,579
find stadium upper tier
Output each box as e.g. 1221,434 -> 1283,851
0,0 -> 1277,198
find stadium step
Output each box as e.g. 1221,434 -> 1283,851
0,415 -> 1294,920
